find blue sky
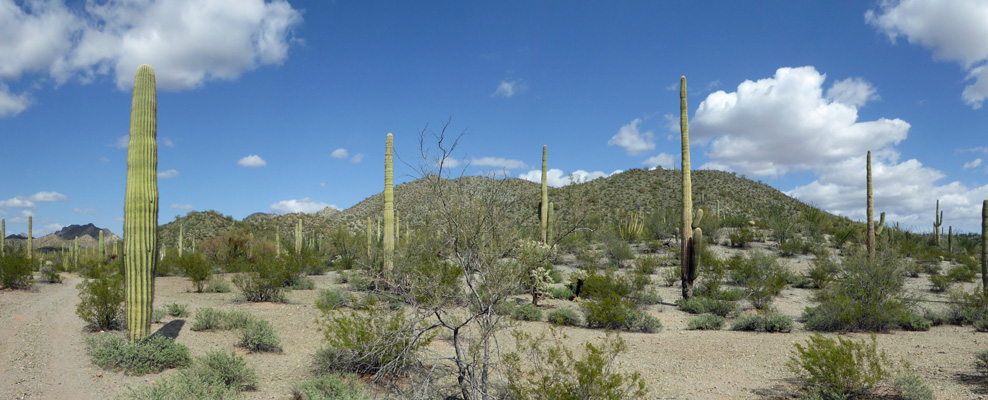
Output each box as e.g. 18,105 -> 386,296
2,0 -> 988,237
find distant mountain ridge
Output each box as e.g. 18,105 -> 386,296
2,223 -> 119,252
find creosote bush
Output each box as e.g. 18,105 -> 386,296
315,308 -> 432,376
687,314 -> 725,330
316,288 -> 351,311
120,350 -> 257,400
547,308 -> 583,327
86,333 -> 191,376
291,373 -> 369,400
76,273 -> 125,331
787,334 -> 890,399
730,313 -> 793,333
512,303 -> 543,321
179,252 -> 213,292
239,319 -> 283,353
503,330 -> 648,400
0,250 -> 34,289
727,252 -> 789,309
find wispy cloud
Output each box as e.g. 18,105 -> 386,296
29,191 -> 67,202
114,135 -> 129,149
331,148 -> 349,159
237,155 -> 267,168
73,208 -> 99,215
99,156 -> 110,163
270,198 -> 335,214
0,84 -> 30,118
158,169 -> 179,178
161,137 -> 175,147
963,158 -> 983,170
643,153 -> 675,169
469,157 -> 527,170
493,79 -> 527,98
350,153 -> 365,163
170,204 -> 194,210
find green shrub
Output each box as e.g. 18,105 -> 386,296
0,250 -> 34,289
624,311 -> 662,333
291,373 -> 368,400
729,227 -> 753,248
602,232 -> 633,266
803,251 -> 915,332
892,371 -> 935,400
945,288 -> 988,325
899,312 -> 931,331
661,267 -> 679,287
787,334 -> 890,399
232,257 -> 287,303
38,266 -> 63,284
512,303 -> 543,321
315,308 -> 432,376
164,303 -> 189,317
316,288 -> 350,311
730,313 -> 793,333
120,351 -> 257,400
548,285 -> 574,300
806,252 -> 840,289
203,278 -> 231,293
946,265 -> 977,282
151,308 -> 165,324
238,319 -> 282,353
976,350 -> 988,379
631,288 -> 663,306
191,308 -> 227,331
928,273 -> 952,293
503,330 -> 648,400
179,252 -> 213,293
975,319 -> 988,332
635,255 -> 661,275
687,314 -> 724,330
288,277 -> 316,290
727,252 -> 788,309
676,297 -> 737,317
86,333 -> 191,376
195,351 -> 258,391
547,308 -> 583,327
76,274 -> 124,330
582,296 -> 636,330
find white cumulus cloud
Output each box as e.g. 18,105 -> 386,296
331,148 -> 349,159
157,169 -> 179,178
643,153 -> 675,169
469,157 -> 528,170
270,198 -> 334,214
692,66 -> 909,178
0,197 -> 36,209
867,0 -> 988,108
963,158 -> 983,170
518,168 -> 622,188
493,79 -> 526,98
0,0 -> 303,116
608,118 -> 655,156
28,191 -> 67,202
237,154 -> 266,168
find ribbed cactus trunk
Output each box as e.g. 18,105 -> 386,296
27,216 -> 32,259
396,210 -> 401,243
679,76 -> 702,300
99,230 -> 105,258
541,145 -> 549,244
178,224 -> 183,257
295,219 -> 302,254
73,238 -> 78,268
276,228 -> 281,257
547,202 -> 554,244
934,200 -> 943,246
982,200 -> 987,293
866,151 -> 875,260
124,64 -> 158,341
948,226 -> 953,253
383,133 -> 395,272
366,217 -> 372,256
1,218 -> 5,256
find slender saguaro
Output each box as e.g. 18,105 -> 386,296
1,218 -> 5,255
547,202 -> 554,244
541,145 -> 549,244
27,216 -> 32,259
934,200 -> 943,245
680,76 -> 703,299
99,230 -> 105,257
124,64 -> 158,341
383,133 -> 395,272
366,216 -> 372,256
866,151 -> 876,260
982,200 -> 987,293
295,219 -> 302,254
178,224 -> 183,257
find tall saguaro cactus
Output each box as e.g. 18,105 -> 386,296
547,202 -> 555,244
383,133 -> 395,272
124,64 -> 158,341
1,218 -> 4,256
680,76 -> 703,299
934,200 -> 943,245
178,224 -> 183,257
99,230 -> 105,257
540,145 -> 549,244
866,151 -> 876,260
27,215 -> 33,259
295,219 -> 302,254
982,200 -> 987,293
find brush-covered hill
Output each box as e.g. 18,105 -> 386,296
3,223 -> 119,252
157,168 -> 851,247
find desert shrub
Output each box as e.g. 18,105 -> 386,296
224,310 -> 257,330
803,250 -> 917,332
634,254 -> 661,275
676,296 -> 737,317
512,303 -> 543,321
976,350 -> 988,379
581,295 -> 635,330
38,266 -> 63,284
503,330 -> 649,400
164,303 -> 189,317
687,314 -> 724,330
730,313 -> 793,333
316,288 -> 350,311
346,274 -> 375,292
291,373 -> 368,400
86,333 -> 191,376
179,252 -> 213,292
195,351 -> 258,391
288,277 -> 316,290
806,251 -> 840,289
892,371 -> 935,400
728,227 -> 753,248
975,320 -> 988,332
899,312 -> 931,331
727,252 -> 789,309
945,288 -> 988,325
780,237 -> 812,257
661,267 -> 679,287
631,287 -> 663,306
946,265 -> 977,282
232,256 -> 287,303
0,250 -> 34,289
203,278 -> 231,293
151,308 -> 165,324
787,334 -> 891,399
239,319 -> 283,353
624,311 -> 662,333
315,308 -> 432,376
547,308 -> 583,327
602,232 -> 634,266
120,350 -> 257,400
928,273 -> 952,293
581,269 -> 651,305
191,308 -> 227,331
76,273 -> 125,330
548,285 -> 574,300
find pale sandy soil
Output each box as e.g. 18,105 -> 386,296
3,242 -> 988,399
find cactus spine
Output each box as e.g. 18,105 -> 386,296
27,215 -> 32,259
541,145 -> 549,244
866,151 -> 876,260
680,76 -> 703,300
383,133 -> 395,272
934,200 -> 943,246
982,199 -> 987,293
124,64 -> 158,341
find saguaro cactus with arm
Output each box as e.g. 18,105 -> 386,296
934,200 -> 943,246
124,64 -> 159,341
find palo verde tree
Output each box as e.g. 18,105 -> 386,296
124,64 -> 159,340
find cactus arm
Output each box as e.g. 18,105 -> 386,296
124,64 -> 158,341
